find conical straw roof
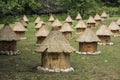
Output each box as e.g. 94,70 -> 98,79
0,23 -> 18,41
23,15 -> 29,22
76,12 -> 82,20
76,28 -> 100,42
52,19 -> 62,27
87,16 -> 96,23
60,23 -> 74,32
36,30 -> 76,53
96,24 -> 113,36
35,21 -> 44,29
75,20 -> 86,28
94,13 -> 101,20
108,21 -> 120,30
116,18 -> 120,26
13,21 -> 27,31
48,14 -> 55,22
20,20 -> 27,27
65,15 -> 73,22
35,25 -> 49,37
34,17 -> 41,24
101,11 -> 108,17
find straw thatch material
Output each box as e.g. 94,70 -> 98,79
48,14 -> 55,24
75,20 -> 86,34
0,23 -> 18,41
0,23 -> 20,55
65,15 -> 73,25
20,20 -> 28,28
109,21 -> 120,30
35,25 -> 49,44
35,21 -> 45,31
34,17 -> 41,25
52,19 -> 62,30
116,18 -> 120,26
101,11 -> 108,18
23,15 -> 29,24
108,21 -> 120,36
96,24 -> 113,44
60,23 -> 74,32
36,30 -> 75,52
60,23 -> 74,39
101,11 -> 108,21
36,29 -> 75,72
76,28 -> 100,53
96,24 -> 112,36
13,21 -> 27,31
94,13 -> 102,24
77,28 -> 100,42
76,12 -> 82,22
87,16 -> 96,28
13,21 -> 27,40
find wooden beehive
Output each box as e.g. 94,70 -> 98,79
96,24 -> 112,44
35,24 -> 49,45
101,11 -> 108,21
23,15 -> 29,24
48,14 -> 55,24
108,21 -> 120,36
75,20 -> 86,34
77,28 -> 100,53
36,25 -> 75,72
0,23 -> 19,55
65,15 -> 73,26
76,12 -> 82,22
87,16 -> 96,29
13,21 -> 27,40
94,13 -> 102,25
60,23 -> 74,39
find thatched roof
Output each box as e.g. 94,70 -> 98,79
34,17 -> 41,24
94,13 -> 101,20
35,21 -> 45,29
23,15 -> 29,22
20,20 -> 27,27
65,15 -> 73,23
116,18 -> 120,26
75,20 -> 86,28
52,19 -> 62,27
13,21 -> 27,31
96,24 -> 112,36
108,21 -> 120,30
60,23 -> 74,32
36,30 -> 76,53
0,23 -> 18,41
48,14 -> 55,22
87,16 -> 96,24
76,28 -> 100,42
35,24 -> 49,37
101,11 -> 108,18
76,12 -> 82,20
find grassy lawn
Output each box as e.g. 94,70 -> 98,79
0,17 -> 120,80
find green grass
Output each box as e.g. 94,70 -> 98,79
0,17 -> 120,80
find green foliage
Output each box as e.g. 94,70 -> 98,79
56,0 -> 100,18
0,0 -> 120,21
0,0 -> 41,17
